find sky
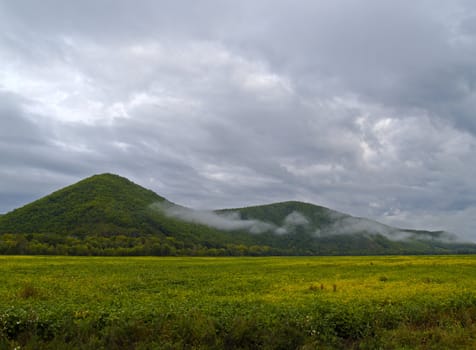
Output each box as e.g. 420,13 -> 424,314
1,0 -> 476,241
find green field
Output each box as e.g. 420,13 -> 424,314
1,256 -> 476,349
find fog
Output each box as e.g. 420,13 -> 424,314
154,202 -> 459,242
153,202 -> 276,233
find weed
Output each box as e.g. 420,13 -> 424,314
309,284 -> 319,291
18,283 -> 39,299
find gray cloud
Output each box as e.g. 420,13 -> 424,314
1,1 -> 476,241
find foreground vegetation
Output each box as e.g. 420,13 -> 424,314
1,256 -> 476,349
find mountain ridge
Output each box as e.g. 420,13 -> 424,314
0,173 -> 474,256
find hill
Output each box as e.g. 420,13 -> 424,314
0,173 -> 166,236
216,201 -> 476,255
0,174 -> 263,255
0,173 -> 475,255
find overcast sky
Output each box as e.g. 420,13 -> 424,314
1,1 -> 476,240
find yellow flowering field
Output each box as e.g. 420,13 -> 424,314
1,255 -> 475,349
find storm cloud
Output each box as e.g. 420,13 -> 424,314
1,1 -> 476,241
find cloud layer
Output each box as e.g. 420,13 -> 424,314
1,1 -> 476,241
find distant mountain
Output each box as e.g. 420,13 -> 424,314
221,200 -> 454,241
0,173 -> 475,256
217,201 -> 472,255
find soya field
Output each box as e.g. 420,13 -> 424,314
1,256 -> 476,349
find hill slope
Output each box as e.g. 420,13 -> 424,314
0,173 -> 475,255
0,173 -> 166,235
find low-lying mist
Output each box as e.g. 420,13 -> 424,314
152,202 -> 275,233
152,202 -> 311,235
152,202 -> 457,242
317,215 -> 458,242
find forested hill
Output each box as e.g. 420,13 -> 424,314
0,174 -> 272,255
0,173 -> 475,256
0,173 -> 167,235
218,201 -> 345,232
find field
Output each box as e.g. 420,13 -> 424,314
1,256 -> 476,349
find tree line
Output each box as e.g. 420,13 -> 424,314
0,232 -> 291,256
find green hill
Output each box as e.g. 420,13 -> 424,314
218,201 -> 476,255
0,174 -> 265,255
0,173 -> 475,256
220,201 -> 340,228
0,173 -> 166,236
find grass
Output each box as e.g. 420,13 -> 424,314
0,255 -> 475,349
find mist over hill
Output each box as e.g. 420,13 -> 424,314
0,173 -> 474,256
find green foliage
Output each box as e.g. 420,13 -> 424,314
221,200 -> 337,227
0,256 -> 476,349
